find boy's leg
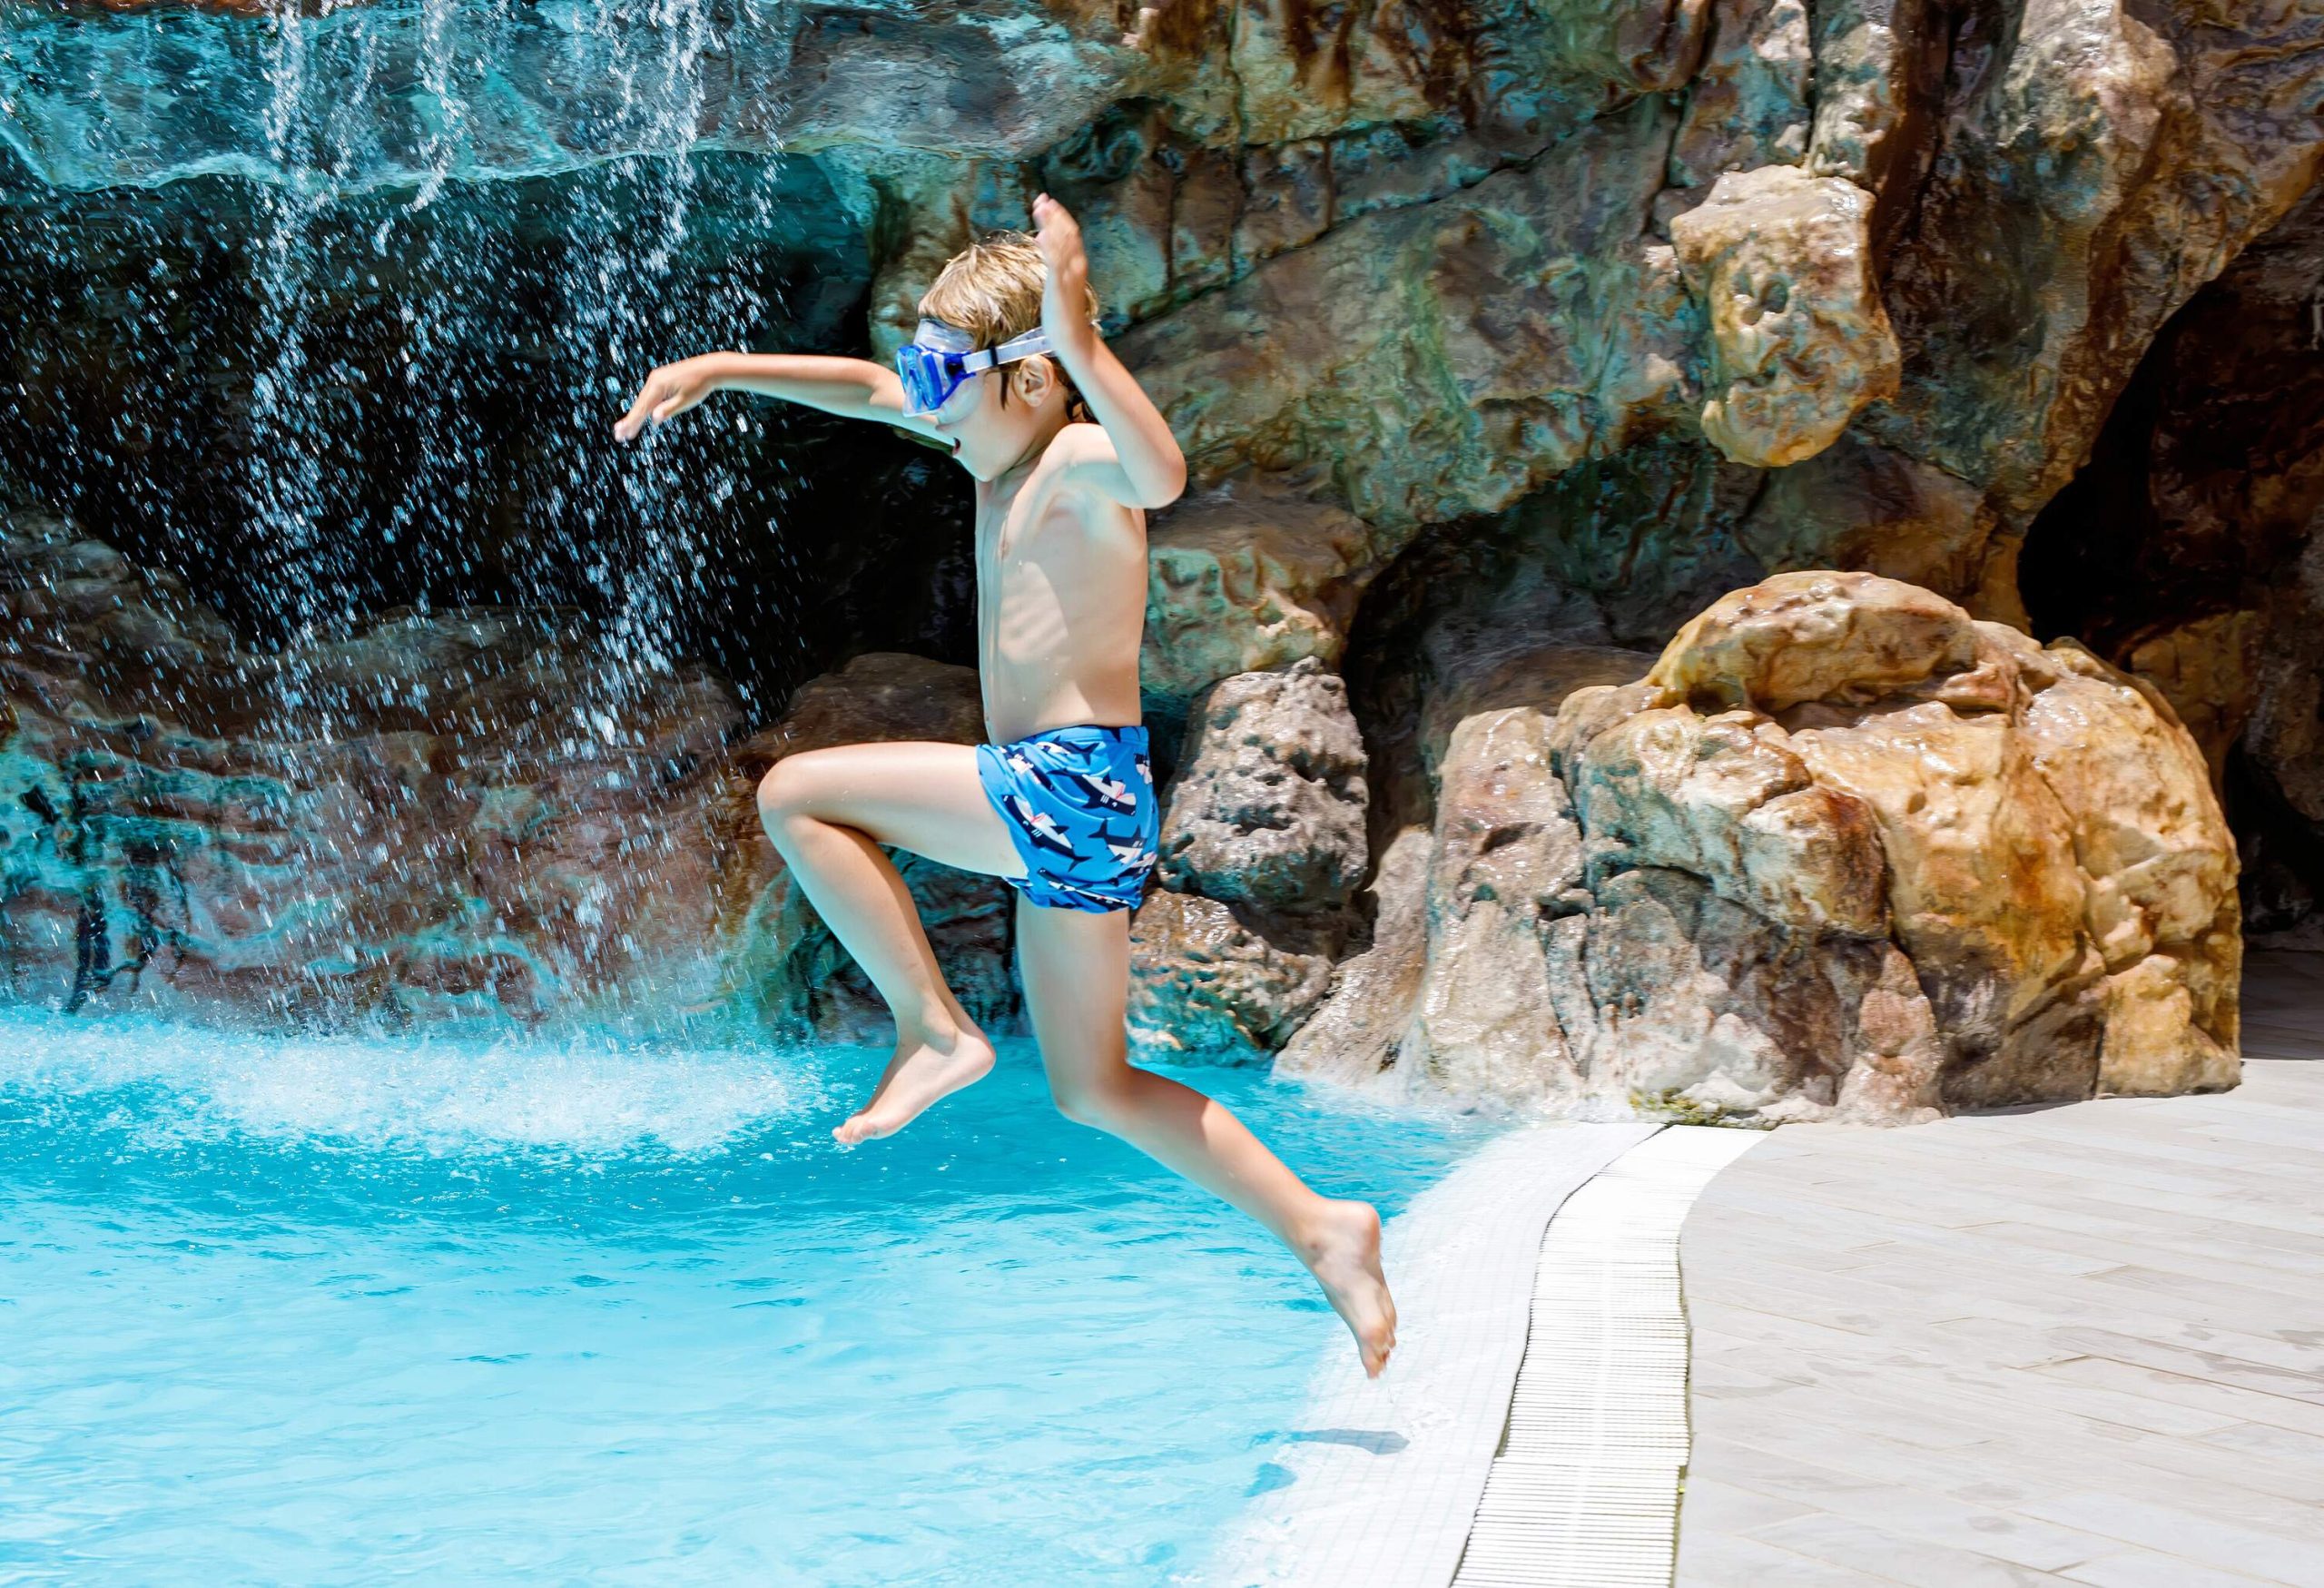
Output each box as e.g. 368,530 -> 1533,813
756,741 -> 1022,1145
1015,897 -> 1399,1376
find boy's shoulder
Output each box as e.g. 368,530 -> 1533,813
1033,420 -> 1132,504
1037,419 -> 1115,466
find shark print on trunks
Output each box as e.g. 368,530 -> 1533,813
976,724 -> 1160,912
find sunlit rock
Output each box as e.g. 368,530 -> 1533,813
1153,660 -> 1367,915
1670,164 -> 1901,469
1118,96 -> 1695,538
1571,709 -> 1890,938
2015,639 -> 2240,1093
1862,0 -> 2324,527
1289,570 -> 2240,1121
1403,707 -> 1592,1105
1274,828 -> 1433,1088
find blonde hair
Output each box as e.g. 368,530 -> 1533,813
917,231 -> 1101,417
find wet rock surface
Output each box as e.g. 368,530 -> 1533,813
0,510 -> 741,1029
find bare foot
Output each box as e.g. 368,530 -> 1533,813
832,1025 -> 995,1146
1300,1198 -> 1397,1377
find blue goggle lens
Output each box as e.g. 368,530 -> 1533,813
893,328 -> 1060,417
895,345 -> 968,416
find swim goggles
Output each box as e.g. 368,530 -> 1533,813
893,320 -> 1061,417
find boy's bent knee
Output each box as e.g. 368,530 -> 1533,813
1049,1076 -> 1129,1133
755,754 -> 826,827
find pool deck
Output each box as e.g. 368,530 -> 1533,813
1216,952 -> 2323,1588
1672,949 -> 2324,1587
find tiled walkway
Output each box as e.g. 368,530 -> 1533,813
1673,951 -> 2324,1587
1213,1122 -> 1654,1588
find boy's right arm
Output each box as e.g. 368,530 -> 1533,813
613,352 -> 939,442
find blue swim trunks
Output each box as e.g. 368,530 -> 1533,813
976,724 -> 1160,912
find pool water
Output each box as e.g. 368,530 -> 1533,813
0,1010 -> 1492,1585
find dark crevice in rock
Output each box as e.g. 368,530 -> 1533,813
2230,748 -> 2324,941
2019,176 -> 2324,937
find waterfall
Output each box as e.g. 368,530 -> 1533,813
0,0 -> 876,710
192,0 -> 790,735
0,0 -> 862,1030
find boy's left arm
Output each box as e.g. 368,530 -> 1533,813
1032,193 -> 1188,513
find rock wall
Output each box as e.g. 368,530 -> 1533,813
0,509 -> 1007,1041
2,0 -> 2311,1117
0,509 -> 740,1029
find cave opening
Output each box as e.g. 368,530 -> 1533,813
2018,181 -> 2324,938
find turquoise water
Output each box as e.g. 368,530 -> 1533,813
0,1011 -> 1491,1585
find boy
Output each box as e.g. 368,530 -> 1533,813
614,195 -> 1395,1377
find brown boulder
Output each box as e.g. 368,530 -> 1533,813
1291,571 -> 2239,1119
1130,660 -> 1369,1064
1141,486 -> 1380,711
1152,660 -> 1369,916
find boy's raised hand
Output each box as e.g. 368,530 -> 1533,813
1030,193 -> 1098,357
614,354 -> 721,442
1024,191 -> 1187,509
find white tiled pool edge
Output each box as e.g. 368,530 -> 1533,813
1205,1121 -> 1659,1588
1450,1126 -> 1764,1587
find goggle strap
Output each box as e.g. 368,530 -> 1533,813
958,328 -> 1056,373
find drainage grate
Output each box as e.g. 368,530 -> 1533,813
1450,1126 -> 1763,1588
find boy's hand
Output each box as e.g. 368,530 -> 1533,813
1031,193 -> 1098,359
615,354 -> 724,441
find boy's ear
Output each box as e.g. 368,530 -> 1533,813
1012,354 -> 1059,406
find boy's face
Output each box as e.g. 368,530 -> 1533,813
913,318 -> 1062,479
